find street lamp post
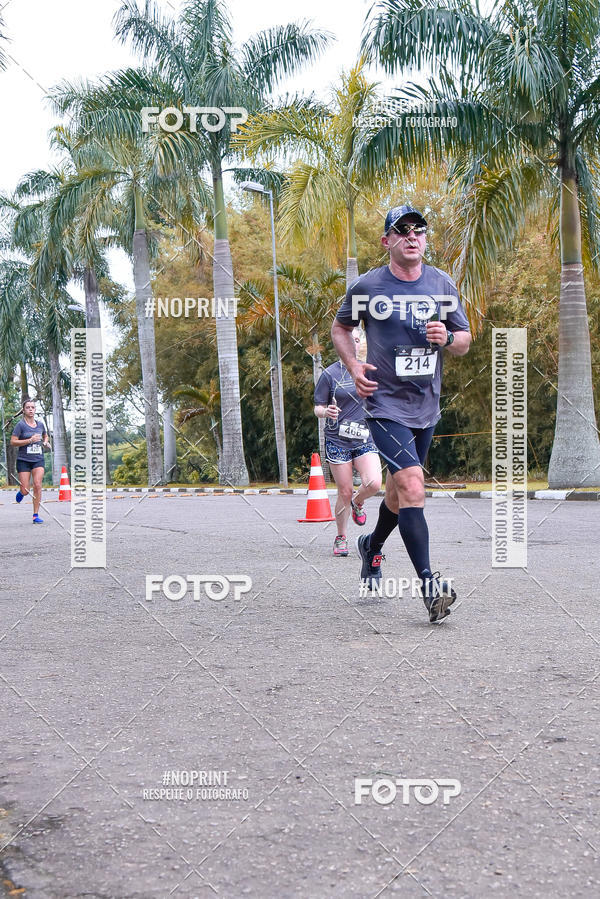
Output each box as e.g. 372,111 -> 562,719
240,181 -> 288,487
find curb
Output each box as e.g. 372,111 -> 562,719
11,487 -> 600,501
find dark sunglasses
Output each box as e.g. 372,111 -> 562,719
388,222 -> 427,236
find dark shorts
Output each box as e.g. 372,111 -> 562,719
325,440 -> 379,465
17,458 -> 45,473
368,419 -> 435,474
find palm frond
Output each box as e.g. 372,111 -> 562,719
445,159 -> 550,329
241,21 -> 331,94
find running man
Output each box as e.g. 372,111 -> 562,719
314,328 -> 382,556
10,398 -> 51,524
331,205 -> 471,622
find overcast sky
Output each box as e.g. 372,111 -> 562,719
0,0 -> 392,345
1,0 -> 383,196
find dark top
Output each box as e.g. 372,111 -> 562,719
12,418 -> 47,463
314,361 -> 371,449
336,263 -> 470,427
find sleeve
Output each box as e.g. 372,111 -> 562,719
314,370 -> 332,406
335,277 -> 366,327
12,421 -> 23,439
40,420 -> 48,435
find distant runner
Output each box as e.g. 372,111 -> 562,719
332,205 -> 471,622
314,328 -> 382,556
11,398 -> 51,524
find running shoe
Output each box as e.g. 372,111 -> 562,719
420,572 -> 456,623
333,535 -> 349,556
356,534 -> 384,588
32,514 -> 44,524
351,496 -> 367,526
16,490 -> 24,503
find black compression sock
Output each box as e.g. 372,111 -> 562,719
368,500 -> 399,554
397,507 -> 431,578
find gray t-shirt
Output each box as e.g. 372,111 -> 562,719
314,361 -> 371,449
12,418 -> 47,463
335,264 -> 470,428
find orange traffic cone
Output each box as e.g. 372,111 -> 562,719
59,465 -> 71,502
297,452 -> 335,522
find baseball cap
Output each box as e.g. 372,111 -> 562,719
384,205 -> 428,234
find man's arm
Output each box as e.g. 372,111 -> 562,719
446,331 -> 471,356
331,320 -> 378,397
426,320 -> 471,356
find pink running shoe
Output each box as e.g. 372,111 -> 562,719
333,535 -> 349,556
351,496 -> 367,526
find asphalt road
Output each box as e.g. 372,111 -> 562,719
1,491 -> 599,898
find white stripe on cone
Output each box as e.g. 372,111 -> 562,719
310,466 -> 324,477
305,489 -> 328,500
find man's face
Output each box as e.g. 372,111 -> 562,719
381,216 -> 427,267
24,402 -> 35,416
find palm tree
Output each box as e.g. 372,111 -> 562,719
0,195 -> 72,483
361,0 -> 600,487
238,279 -> 291,484
174,380 -> 222,464
236,58 -> 386,288
42,102 -> 207,486
106,0 -> 329,484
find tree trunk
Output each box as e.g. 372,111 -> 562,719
548,174 -> 600,487
346,203 -> 359,288
346,257 -> 359,288
48,344 -> 68,484
270,337 -> 287,485
212,169 -> 249,485
132,223 -> 163,486
7,441 -> 17,486
84,266 -> 101,330
163,402 -> 178,483
20,363 -> 28,400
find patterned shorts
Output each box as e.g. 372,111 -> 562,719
325,440 -> 379,465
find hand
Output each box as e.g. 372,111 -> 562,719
325,404 -> 340,420
30,434 -> 41,444
426,321 -> 448,346
351,362 -> 378,398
